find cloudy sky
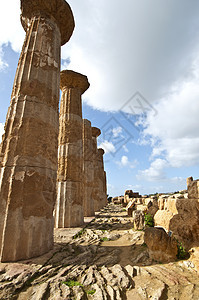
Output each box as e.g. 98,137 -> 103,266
0,0 -> 199,196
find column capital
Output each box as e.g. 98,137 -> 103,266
20,0 -> 75,46
60,70 -> 90,94
92,127 -> 101,138
83,119 -> 91,127
98,148 -> 105,156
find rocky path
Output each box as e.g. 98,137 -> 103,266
0,204 -> 199,299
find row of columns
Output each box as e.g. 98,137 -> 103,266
54,70 -> 107,228
0,0 -> 107,262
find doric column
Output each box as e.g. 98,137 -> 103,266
97,148 -> 107,210
103,171 -> 108,206
83,119 -> 95,217
91,127 -> 101,212
54,70 -> 89,228
0,0 -> 74,262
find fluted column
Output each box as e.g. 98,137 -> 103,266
98,151 -> 107,208
83,119 -> 95,217
103,171 -> 108,207
97,148 -> 107,210
0,0 -> 74,262
91,127 -> 101,212
54,70 -> 89,228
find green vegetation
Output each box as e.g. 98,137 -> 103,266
73,229 -> 85,239
62,280 -> 96,296
100,237 -> 109,242
177,241 -> 187,260
144,213 -> 154,227
62,279 -> 83,287
86,289 -> 96,295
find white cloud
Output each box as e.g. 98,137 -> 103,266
123,145 -> 129,153
0,48 -> 8,70
171,177 -> 185,183
1,0 -> 199,115
127,184 -> 142,190
99,140 -> 116,154
112,127 -> 122,138
64,0 -> 199,112
137,158 -> 168,181
121,156 -> 128,166
116,155 -> 138,169
141,59 -> 199,168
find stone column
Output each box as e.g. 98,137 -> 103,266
103,171 -> 108,206
97,148 -> 107,209
0,0 -> 74,262
54,70 -> 89,228
83,119 -> 95,217
91,127 -> 101,212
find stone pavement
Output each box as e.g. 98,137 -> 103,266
0,204 -> 199,299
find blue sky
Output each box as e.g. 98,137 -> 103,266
1,0 -> 199,196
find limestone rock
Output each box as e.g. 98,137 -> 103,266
126,200 -> 136,216
133,210 -> 145,230
144,227 -> 178,262
187,176 -> 193,188
188,179 -> 199,199
154,198 -> 199,248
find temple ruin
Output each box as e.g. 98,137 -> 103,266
1,1 -> 199,299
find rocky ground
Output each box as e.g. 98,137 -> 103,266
0,204 -> 199,299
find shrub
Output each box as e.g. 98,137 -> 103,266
100,237 -> 109,242
177,242 -> 187,260
144,213 -> 154,227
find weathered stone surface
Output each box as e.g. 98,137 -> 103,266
144,227 -> 178,262
91,127 -> 102,212
0,204 -> 199,299
83,119 -> 95,217
133,210 -> 145,230
187,176 -> 193,188
20,0 -> 75,46
0,0 -> 74,262
95,149 -> 107,211
54,70 -> 89,228
188,179 -> 199,199
124,190 -> 133,203
154,198 -> 199,248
